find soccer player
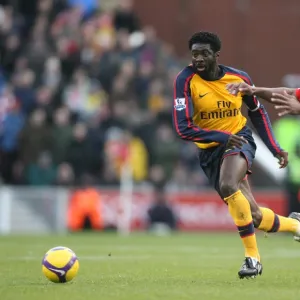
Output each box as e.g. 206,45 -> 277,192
226,83 -> 300,116
172,31 -> 300,279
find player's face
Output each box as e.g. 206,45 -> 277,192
191,43 -> 217,74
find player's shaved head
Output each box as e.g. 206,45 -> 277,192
188,32 -> 221,53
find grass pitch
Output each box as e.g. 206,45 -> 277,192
0,232 -> 299,300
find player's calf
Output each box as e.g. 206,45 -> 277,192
239,181 -> 263,227
251,208 -> 263,228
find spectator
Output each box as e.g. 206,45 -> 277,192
66,122 -> 96,181
11,160 -> 26,185
0,100 -> 25,183
103,127 -> 148,182
0,84 -> 17,121
56,163 -> 75,186
110,58 -> 136,100
138,26 -> 158,65
54,35 -> 81,80
152,123 -> 180,179
24,37 -> 52,76
135,61 -> 155,108
149,164 -> 166,188
35,85 -> 55,117
113,0 -> 140,33
148,79 -> 167,113
1,34 -> 21,76
63,67 -> 107,120
19,108 -> 52,164
25,151 -> 57,185
125,129 -> 148,182
51,106 -> 73,164
147,186 -> 177,233
13,69 -> 36,115
42,56 -> 63,91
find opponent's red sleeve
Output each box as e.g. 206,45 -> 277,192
295,88 -> 300,101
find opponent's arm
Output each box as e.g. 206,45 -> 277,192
173,73 -> 244,146
227,82 -> 295,102
271,89 -> 300,116
243,92 -> 288,168
253,87 -> 295,102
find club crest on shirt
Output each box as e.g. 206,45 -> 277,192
174,98 -> 186,111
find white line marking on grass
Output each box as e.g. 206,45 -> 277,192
3,244 -> 231,253
4,249 -> 300,262
5,255 -> 152,261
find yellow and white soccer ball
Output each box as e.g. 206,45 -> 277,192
42,246 -> 79,283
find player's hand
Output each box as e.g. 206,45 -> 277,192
226,135 -> 248,149
271,91 -> 300,117
276,151 -> 288,169
226,82 -> 254,96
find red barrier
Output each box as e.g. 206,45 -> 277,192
97,189 -> 287,231
170,191 -> 286,231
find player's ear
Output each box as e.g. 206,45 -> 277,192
215,51 -> 220,57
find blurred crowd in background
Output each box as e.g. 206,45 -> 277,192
0,0 -> 209,189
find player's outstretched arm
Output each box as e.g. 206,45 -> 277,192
173,72 -> 240,145
227,82 -> 295,103
247,101 -> 288,168
241,77 -> 288,168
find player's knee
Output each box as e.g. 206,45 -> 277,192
219,180 -> 239,198
251,208 -> 262,228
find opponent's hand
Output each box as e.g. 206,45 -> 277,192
271,91 -> 300,117
226,135 -> 248,149
276,151 -> 288,168
226,82 -> 254,96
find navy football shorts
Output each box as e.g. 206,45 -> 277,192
198,126 -> 256,197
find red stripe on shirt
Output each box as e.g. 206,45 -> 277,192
173,73 -> 202,141
259,109 -> 281,154
173,74 -> 185,139
184,74 -> 197,131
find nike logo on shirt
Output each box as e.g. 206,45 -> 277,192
199,93 -> 210,98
